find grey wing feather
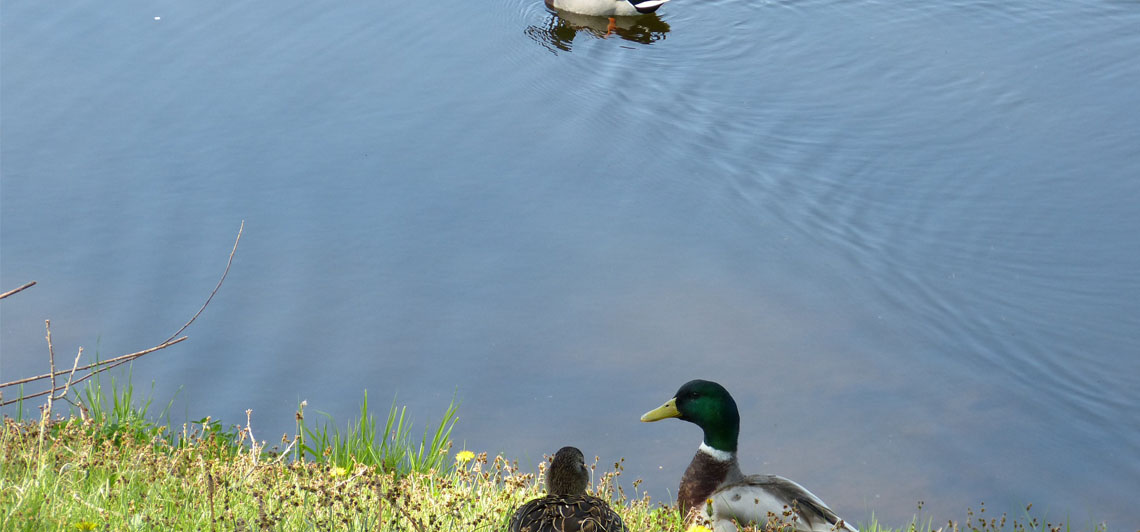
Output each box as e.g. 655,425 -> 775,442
718,475 -> 858,532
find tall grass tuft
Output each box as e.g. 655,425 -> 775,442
298,390 -> 460,476
77,369 -> 166,442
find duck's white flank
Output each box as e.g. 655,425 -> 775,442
547,0 -> 669,17
698,442 -> 735,462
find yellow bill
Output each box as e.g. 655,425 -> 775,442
640,398 -> 681,422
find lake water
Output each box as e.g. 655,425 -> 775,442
2,0 -> 1138,527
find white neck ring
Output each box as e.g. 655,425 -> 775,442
699,442 -> 735,462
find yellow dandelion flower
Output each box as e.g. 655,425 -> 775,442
685,526 -> 713,532
74,522 -> 98,531
455,450 -> 475,464
330,466 -> 349,478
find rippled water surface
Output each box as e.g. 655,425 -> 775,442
3,0 -> 1139,526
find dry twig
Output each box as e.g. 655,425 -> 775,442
0,222 -> 244,409
45,320 -> 57,416
1,337 -> 188,391
164,220 -> 243,344
59,347 -> 85,406
0,281 -> 36,300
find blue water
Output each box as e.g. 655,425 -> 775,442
3,0 -> 1138,526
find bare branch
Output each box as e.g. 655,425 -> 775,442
1,388 -> 52,404
0,221 -> 243,410
56,347 -> 85,401
1,336 -> 188,390
0,281 -> 36,300
164,220 -> 243,344
60,342 -> 179,392
0,337 -> 189,407
46,320 -> 57,416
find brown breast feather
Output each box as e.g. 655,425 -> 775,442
677,450 -> 736,517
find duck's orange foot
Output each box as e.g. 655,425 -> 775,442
606,17 -> 616,36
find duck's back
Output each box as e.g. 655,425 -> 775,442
508,494 -> 629,532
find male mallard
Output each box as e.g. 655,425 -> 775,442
544,0 -> 669,18
508,446 -> 630,532
641,380 -> 858,532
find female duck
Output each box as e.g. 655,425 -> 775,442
545,0 -> 669,17
641,379 -> 858,532
508,446 -> 629,532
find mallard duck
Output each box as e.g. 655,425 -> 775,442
544,0 -> 669,18
641,380 -> 859,532
508,446 -> 630,532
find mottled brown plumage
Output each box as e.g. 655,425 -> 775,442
507,447 -> 629,532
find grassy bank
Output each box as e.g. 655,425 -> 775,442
0,379 -> 1105,532
0,377 -> 682,531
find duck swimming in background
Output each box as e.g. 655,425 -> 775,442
642,380 -> 859,532
545,0 -> 669,18
507,446 -> 630,532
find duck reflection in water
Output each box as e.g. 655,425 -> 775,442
525,3 -> 670,54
